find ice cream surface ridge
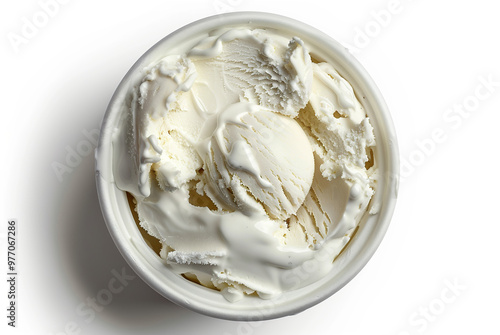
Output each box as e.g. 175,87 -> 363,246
111,27 -> 377,301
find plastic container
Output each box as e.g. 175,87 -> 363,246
95,11 -> 399,321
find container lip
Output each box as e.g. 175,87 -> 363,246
95,11 -> 399,321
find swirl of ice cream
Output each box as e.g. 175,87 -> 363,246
111,28 -> 377,301
199,102 -> 315,221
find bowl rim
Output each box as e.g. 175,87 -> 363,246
95,11 -> 399,321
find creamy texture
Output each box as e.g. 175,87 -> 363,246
111,28 -> 377,301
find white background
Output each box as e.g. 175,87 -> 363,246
1,0 -> 499,334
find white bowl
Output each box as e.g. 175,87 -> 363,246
95,11 -> 399,321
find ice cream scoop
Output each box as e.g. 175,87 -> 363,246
199,102 -> 315,220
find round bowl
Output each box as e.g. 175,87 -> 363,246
95,11 -> 399,321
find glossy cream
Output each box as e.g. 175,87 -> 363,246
109,28 -> 377,301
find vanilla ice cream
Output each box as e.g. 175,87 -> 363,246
110,27 -> 377,301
